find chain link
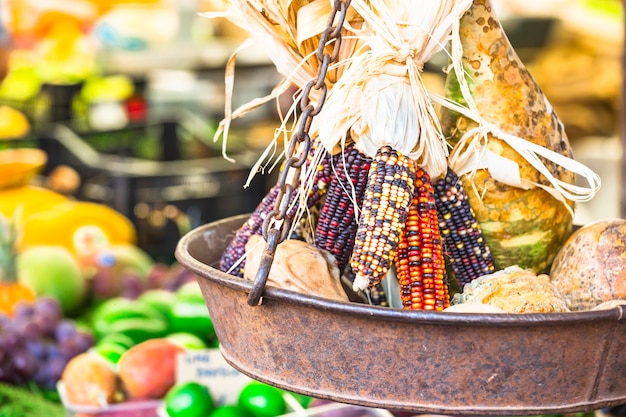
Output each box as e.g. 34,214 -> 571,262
248,0 -> 352,306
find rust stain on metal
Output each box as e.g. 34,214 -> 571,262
176,215 -> 626,416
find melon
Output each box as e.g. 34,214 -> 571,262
550,219 -> 626,311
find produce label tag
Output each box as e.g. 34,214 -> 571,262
177,349 -> 252,405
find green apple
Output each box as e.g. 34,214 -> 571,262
17,245 -> 87,314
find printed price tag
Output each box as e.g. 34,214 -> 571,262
177,349 -> 252,405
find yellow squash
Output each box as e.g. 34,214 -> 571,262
19,201 -> 137,253
0,185 -> 68,219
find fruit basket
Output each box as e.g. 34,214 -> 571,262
176,214 -> 626,417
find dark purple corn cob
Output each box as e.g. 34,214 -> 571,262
433,167 -> 495,287
219,149 -> 333,277
314,145 -> 372,275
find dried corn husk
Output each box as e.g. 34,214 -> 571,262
244,234 -> 350,302
208,0 -> 481,181
312,0 -> 473,179
203,0 -> 363,167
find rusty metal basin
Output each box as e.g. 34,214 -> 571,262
175,214 -> 626,416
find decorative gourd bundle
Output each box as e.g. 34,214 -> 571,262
211,0 -> 601,311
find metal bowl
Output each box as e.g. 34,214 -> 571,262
176,214 -> 626,416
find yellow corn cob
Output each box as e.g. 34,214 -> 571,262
350,146 -> 416,292
396,168 -> 449,310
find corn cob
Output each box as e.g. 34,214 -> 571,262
314,145 -> 372,274
396,168 -> 449,310
367,283 -> 389,307
219,184 -> 279,276
433,167 -> 495,287
342,266 -> 389,306
219,151 -> 334,277
350,146 -> 416,292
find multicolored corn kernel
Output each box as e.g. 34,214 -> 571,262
350,145 -> 416,292
433,167 -> 495,287
315,145 -> 372,274
396,168 -> 449,310
307,151 -> 334,206
218,149 -> 334,277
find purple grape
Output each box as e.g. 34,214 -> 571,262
41,356 -> 68,390
0,318 -> 16,332
33,297 -> 63,336
59,333 -> 87,358
15,319 -> 44,341
147,262 -> 170,289
54,319 -> 77,342
74,331 -> 95,352
121,273 -> 145,299
34,297 -> 63,321
44,342 -> 62,360
26,340 -> 45,359
35,296 -> 63,317
13,349 -> 38,378
0,326 -> 23,351
13,302 -> 35,321
33,363 -> 53,388
32,316 -> 55,339
164,264 -> 195,291
0,334 -> 10,351
0,361 -> 19,383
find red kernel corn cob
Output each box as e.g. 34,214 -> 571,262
350,146 -> 416,292
433,167 -> 495,287
396,168 -> 449,310
314,145 -> 372,274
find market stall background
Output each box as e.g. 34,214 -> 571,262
0,0 -> 623,416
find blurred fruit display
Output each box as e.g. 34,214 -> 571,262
0,297 -> 94,389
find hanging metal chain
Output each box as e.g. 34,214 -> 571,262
248,0 -> 352,306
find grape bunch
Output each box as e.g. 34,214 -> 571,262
0,297 -> 94,390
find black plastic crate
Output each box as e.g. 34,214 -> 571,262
37,120 -> 270,262
71,118 -> 217,161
